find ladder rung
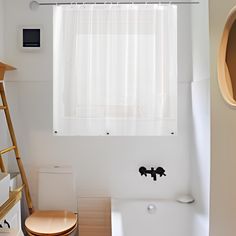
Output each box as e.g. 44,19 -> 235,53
0,146 -> 16,155
0,106 -> 6,110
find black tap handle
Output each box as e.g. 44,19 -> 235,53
139,167 -> 147,176
156,167 -> 166,177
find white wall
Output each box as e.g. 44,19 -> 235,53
0,0 -> 9,170
191,1 -> 210,83
4,0 -> 193,210
209,1 -> 236,236
191,1 -> 210,236
0,0 -> 4,59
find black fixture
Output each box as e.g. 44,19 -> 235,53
139,166 -> 166,181
23,28 -> 41,48
3,219 -> 10,229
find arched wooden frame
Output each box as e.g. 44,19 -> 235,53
218,6 -> 236,107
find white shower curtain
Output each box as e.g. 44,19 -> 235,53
53,4 -> 177,136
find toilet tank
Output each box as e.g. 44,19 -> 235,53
38,166 -> 77,212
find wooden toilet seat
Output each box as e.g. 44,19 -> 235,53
25,210 -> 77,236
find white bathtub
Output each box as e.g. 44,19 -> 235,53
112,199 -> 194,236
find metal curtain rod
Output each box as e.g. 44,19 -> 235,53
30,1 -> 200,7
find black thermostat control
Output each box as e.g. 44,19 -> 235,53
19,26 -> 42,51
23,29 -> 40,47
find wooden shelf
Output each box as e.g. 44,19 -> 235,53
0,62 -> 16,81
0,186 -> 23,220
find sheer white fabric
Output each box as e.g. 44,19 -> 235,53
53,4 -> 177,136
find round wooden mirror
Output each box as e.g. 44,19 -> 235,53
218,7 -> 236,106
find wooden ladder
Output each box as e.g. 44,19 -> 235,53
0,62 -> 33,214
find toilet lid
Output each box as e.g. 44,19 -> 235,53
25,210 -> 77,236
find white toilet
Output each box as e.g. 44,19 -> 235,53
25,166 -> 78,236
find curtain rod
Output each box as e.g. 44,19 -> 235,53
30,1 -> 199,7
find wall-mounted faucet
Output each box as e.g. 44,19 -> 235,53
139,166 -> 166,181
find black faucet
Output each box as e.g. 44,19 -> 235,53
139,166 -> 166,181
